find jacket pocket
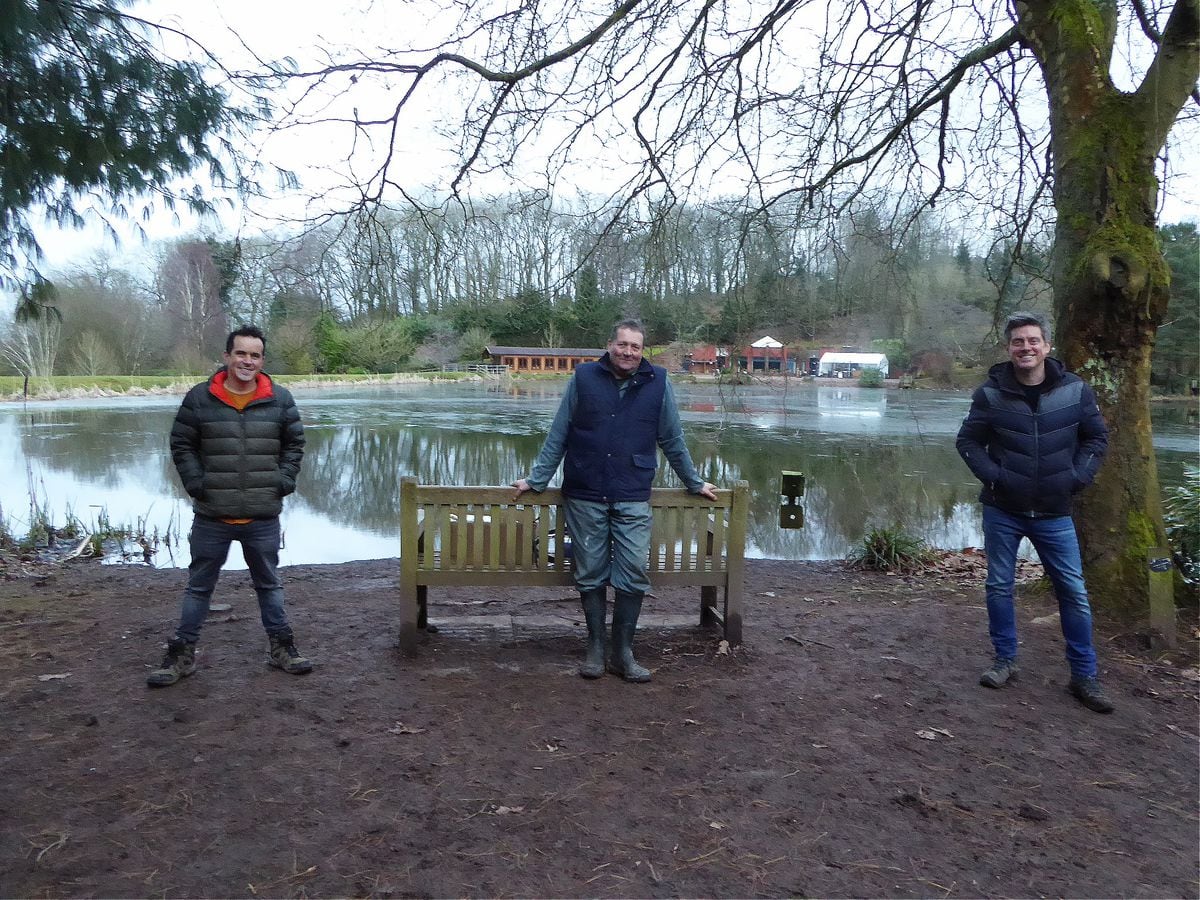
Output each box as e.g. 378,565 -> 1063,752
278,471 -> 296,497
632,453 -> 657,470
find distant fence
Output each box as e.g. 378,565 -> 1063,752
437,364 -> 509,375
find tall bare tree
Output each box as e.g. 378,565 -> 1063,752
155,240 -> 230,365
261,0 -> 1197,615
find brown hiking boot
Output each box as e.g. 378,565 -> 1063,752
268,631 -> 313,675
147,639 -> 197,687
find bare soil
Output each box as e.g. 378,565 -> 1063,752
0,556 -> 1197,899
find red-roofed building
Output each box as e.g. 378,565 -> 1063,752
738,336 -> 793,374
682,344 -> 729,373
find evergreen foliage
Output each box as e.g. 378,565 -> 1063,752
857,367 -> 884,387
0,0 -> 247,282
1153,223 -> 1199,394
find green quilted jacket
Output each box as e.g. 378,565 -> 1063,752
169,371 -> 305,519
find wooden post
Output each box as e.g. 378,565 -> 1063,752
779,471 -> 805,529
1147,547 -> 1176,649
700,524 -> 718,628
399,476 -> 421,655
723,480 -> 750,645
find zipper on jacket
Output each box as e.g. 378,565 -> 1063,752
1031,398 -> 1040,505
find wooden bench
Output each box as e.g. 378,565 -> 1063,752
398,476 -> 750,655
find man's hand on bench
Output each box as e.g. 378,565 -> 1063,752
694,482 -> 718,501
511,479 -> 536,502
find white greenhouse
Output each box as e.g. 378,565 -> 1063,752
817,352 -> 890,378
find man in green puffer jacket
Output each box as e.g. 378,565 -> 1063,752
147,326 -> 312,687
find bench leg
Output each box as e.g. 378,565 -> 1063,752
700,585 -> 718,629
399,580 -> 421,656
723,585 -> 743,646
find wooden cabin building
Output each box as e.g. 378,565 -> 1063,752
484,346 -> 604,372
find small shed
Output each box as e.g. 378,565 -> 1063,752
683,344 -> 729,373
817,352 -> 889,378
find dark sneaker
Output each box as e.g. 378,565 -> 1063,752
268,634 -> 313,675
1068,676 -> 1114,713
147,639 -> 197,687
979,657 -> 1018,689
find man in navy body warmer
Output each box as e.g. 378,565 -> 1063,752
513,319 -> 717,683
956,311 -> 1113,713
147,326 -> 312,687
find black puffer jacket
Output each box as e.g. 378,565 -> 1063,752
170,371 -> 305,519
955,358 -> 1108,517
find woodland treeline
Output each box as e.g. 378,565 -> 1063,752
4,195 -> 1197,391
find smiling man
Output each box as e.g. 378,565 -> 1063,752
956,311 -> 1113,713
513,319 -> 717,683
147,326 -> 311,687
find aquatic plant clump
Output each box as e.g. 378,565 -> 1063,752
849,525 -> 935,573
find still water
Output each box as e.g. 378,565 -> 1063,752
1,381 -> 1195,567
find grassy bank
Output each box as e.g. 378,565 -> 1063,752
0,371 -> 479,402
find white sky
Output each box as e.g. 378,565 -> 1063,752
26,0 -> 1200,278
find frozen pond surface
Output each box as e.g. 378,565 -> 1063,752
2,380 -> 1194,568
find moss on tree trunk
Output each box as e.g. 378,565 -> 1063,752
1016,0 -> 1196,618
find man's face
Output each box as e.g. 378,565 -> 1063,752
606,327 -> 644,377
223,335 -> 265,390
1006,324 -> 1050,380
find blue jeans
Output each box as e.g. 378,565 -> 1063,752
983,505 -> 1097,678
174,516 -> 290,643
563,499 -> 652,595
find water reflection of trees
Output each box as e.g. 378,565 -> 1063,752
18,406 -> 179,493
302,426 -> 547,532
680,426 -> 978,559
9,393 -> 1034,559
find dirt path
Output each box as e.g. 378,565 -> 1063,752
1,557 -> 1196,898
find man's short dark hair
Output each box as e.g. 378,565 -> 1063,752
226,325 -> 267,353
609,318 -> 646,343
1003,311 -> 1051,345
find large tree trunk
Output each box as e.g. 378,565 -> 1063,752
1017,0 -> 1199,617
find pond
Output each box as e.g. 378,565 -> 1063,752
1,380 -> 1194,567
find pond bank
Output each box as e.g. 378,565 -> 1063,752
0,371 -> 480,403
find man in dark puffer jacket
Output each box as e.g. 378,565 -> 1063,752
956,311 -> 1113,713
147,326 -> 311,686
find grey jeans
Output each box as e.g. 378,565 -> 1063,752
563,498 -> 652,594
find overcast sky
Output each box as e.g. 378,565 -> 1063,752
28,0 -> 1200,277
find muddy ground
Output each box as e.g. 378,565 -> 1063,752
0,555 -> 1197,899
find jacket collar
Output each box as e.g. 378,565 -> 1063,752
599,353 -> 655,384
209,370 -> 274,407
988,356 -> 1066,394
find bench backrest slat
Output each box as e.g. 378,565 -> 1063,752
401,480 -> 745,579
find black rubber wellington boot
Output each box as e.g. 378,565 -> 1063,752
608,590 -> 651,683
579,588 -> 608,678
